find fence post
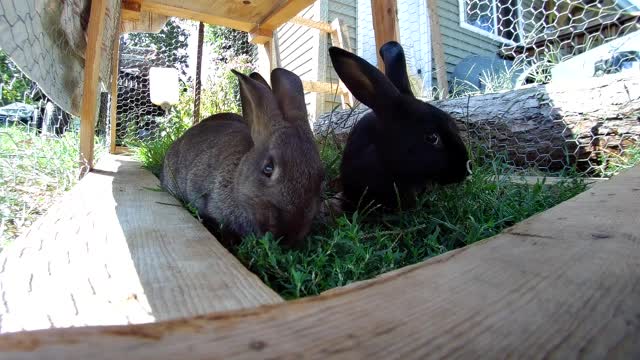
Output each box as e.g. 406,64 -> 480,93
371,0 -> 399,72
79,0 -> 107,173
109,19 -> 122,154
425,0 -> 449,98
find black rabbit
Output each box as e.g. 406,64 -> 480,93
329,41 -> 470,210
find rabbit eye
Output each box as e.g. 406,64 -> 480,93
424,133 -> 440,145
262,161 -> 274,177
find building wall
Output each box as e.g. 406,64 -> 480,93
275,3 -> 322,123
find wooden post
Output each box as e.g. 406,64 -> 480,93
426,0 -> 449,98
371,0 -> 399,72
256,40 -> 274,83
79,0 -> 107,172
109,24 -> 122,154
330,19 -> 354,108
193,21 -> 204,124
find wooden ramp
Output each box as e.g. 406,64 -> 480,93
0,155 -> 282,334
0,165 -> 638,359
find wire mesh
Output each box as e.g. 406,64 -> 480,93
317,0 -> 640,177
114,19 -> 257,148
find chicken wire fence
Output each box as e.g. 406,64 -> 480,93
114,20 -> 257,149
318,0 -> 640,177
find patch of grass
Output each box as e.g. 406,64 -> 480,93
597,145 -> 640,178
232,147 -> 588,300
0,124 -> 105,248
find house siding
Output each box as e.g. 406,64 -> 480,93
436,0 -> 501,78
322,0 -> 358,114
275,4 -> 321,123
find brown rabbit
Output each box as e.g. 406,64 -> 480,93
160,69 -> 324,247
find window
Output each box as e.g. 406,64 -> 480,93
459,0 -> 522,44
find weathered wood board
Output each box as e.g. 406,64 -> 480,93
0,155 -> 282,335
0,166 -> 638,358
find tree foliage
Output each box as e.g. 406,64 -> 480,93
0,49 -> 33,106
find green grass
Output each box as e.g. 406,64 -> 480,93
231,150 -> 588,299
0,124 -> 104,248
128,110 -> 640,301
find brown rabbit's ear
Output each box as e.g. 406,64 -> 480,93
233,69 -> 282,143
270,68 -> 309,129
379,41 -> 414,97
329,46 -> 400,112
249,72 -> 271,89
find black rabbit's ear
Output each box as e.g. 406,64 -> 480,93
270,68 -> 310,130
233,69 -> 281,143
329,46 -> 400,112
379,41 -> 414,97
249,72 -> 271,89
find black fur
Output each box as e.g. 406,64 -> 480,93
329,42 -> 469,211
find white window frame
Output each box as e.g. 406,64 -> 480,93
458,0 -> 524,46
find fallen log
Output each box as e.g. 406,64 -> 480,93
314,73 -> 640,172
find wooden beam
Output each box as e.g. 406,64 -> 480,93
371,0 -> 399,72
248,28 -> 273,45
301,80 -> 348,94
141,2 -> 255,32
79,0 -> 107,171
251,0 -> 317,34
109,20 -> 121,154
426,0 -> 449,98
288,16 -> 333,33
1,164 -> 639,358
193,21 -> 204,125
256,40 -> 274,83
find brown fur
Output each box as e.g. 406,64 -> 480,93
160,69 -> 324,247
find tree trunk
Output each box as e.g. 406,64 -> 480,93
315,74 -> 640,173
193,22 -> 204,125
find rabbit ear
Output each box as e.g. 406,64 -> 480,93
270,68 -> 310,129
249,72 -> 271,89
379,41 -> 414,97
328,46 -> 400,112
233,69 -> 281,143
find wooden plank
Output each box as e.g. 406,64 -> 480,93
1,168 -> 638,358
256,40 -> 274,84
288,16 -> 333,33
109,18 -> 121,154
371,0 -> 399,72
252,0 -> 317,34
141,1 -> 257,32
426,0 -> 448,98
248,28 -> 273,45
0,154 -> 282,335
301,80 -> 348,94
79,0 -> 108,171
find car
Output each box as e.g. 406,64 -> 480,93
0,102 -> 36,127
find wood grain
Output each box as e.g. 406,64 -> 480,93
426,0 -> 449,98
0,167 -> 638,358
109,15 -> 121,154
0,155 -> 282,335
79,0 -> 108,170
371,0 -> 399,72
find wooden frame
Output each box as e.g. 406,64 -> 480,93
0,161 -> 638,358
371,0 -> 400,72
78,0 -> 108,171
